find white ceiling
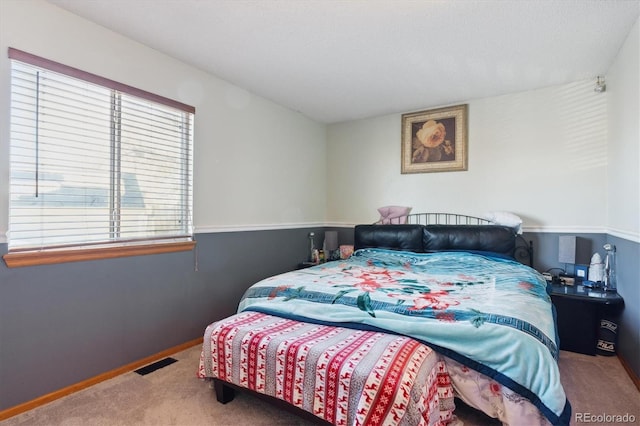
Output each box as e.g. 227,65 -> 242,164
48,0 -> 639,124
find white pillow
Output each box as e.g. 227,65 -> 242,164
483,211 -> 523,234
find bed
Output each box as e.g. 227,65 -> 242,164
198,214 -> 571,425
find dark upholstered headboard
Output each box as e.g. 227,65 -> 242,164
353,224 -> 424,253
354,224 -> 517,258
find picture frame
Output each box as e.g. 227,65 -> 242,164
401,104 -> 468,174
574,264 -> 588,282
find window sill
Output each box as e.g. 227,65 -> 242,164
3,240 -> 196,268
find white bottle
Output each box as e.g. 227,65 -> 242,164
588,253 -> 604,283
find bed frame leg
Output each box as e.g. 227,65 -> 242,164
213,379 -> 235,404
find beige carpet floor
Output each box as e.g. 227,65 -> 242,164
1,344 -> 638,426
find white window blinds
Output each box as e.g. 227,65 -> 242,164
8,48 -> 194,251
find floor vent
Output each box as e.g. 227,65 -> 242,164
134,357 -> 178,376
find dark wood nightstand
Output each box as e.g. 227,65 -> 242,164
296,261 -> 317,270
548,283 -> 624,355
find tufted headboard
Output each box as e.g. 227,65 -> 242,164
354,224 -> 517,259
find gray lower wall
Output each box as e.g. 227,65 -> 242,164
605,235 -> 640,377
0,227 -> 328,410
1,228 -> 637,411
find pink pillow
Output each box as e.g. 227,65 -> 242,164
377,206 -> 412,224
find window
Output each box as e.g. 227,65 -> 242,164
4,48 -> 195,267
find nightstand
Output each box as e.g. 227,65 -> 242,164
296,261 -> 317,270
548,283 -> 624,355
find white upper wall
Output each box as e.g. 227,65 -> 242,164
606,17 -> 639,241
0,0 -> 327,242
325,18 -> 639,240
1,2 -> 637,243
325,15 -> 638,239
327,79 -> 610,233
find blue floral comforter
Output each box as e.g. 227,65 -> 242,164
238,248 -> 571,425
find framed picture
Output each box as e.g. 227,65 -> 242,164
401,104 -> 468,174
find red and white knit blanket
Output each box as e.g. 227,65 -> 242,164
199,311 -> 455,425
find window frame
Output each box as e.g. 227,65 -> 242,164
3,48 -> 196,267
